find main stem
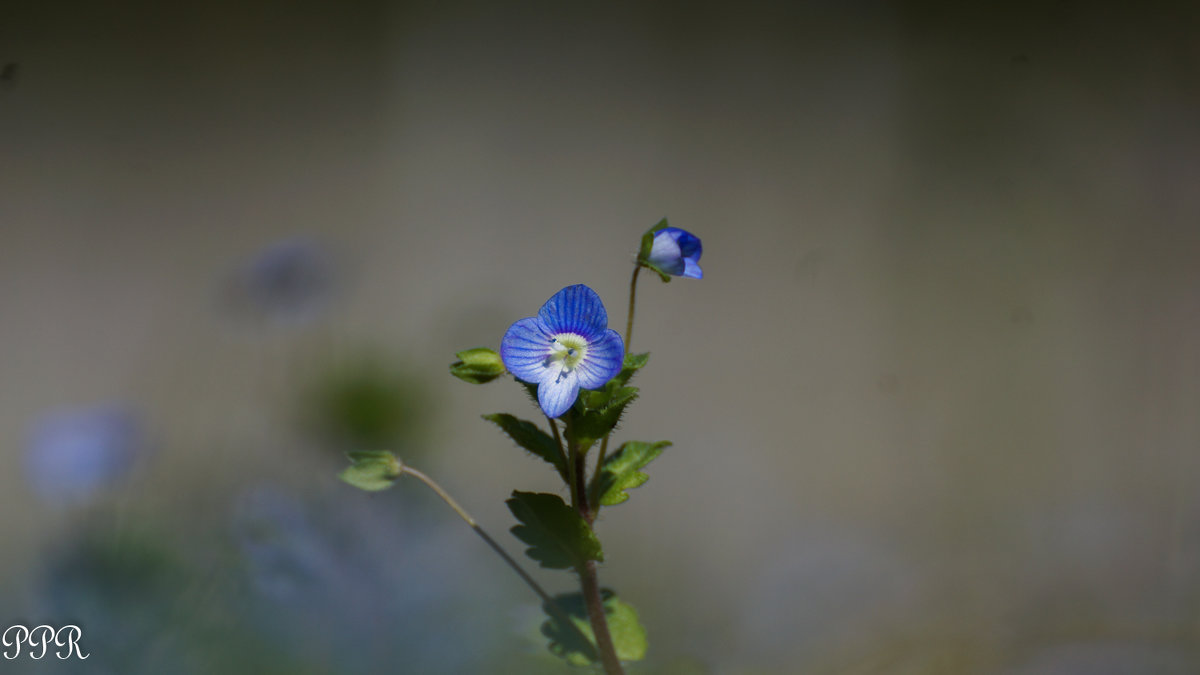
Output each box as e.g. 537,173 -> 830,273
579,559 -> 622,674
563,420 -> 625,675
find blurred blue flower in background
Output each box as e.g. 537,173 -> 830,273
25,405 -> 144,506
501,284 -> 624,418
646,227 -> 703,279
233,486 -> 343,602
234,237 -> 336,326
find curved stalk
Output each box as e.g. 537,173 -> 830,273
399,466 -> 585,650
624,265 -> 641,354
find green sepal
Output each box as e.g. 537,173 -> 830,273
636,218 -> 670,263
482,413 -> 566,482
542,589 -> 649,666
506,491 -> 603,570
593,440 -> 670,507
641,262 -> 673,283
636,218 -> 674,283
338,450 -> 403,491
449,347 -> 506,384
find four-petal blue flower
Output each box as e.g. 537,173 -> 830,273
500,285 -> 624,418
646,227 -> 703,279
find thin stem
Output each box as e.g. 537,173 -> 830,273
589,262 -> 641,510
399,466 -> 585,649
589,263 -> 640,509
399,467 -> 545,602
624,265 -> 641,354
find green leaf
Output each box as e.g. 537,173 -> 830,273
569,355 -> 648,451
541,589 -> 649,666
578,353 -> 649,412
338,450 -> 403,491
482,413 -> 566,481
506,491 -> 603,570
614,352 -> 649,387
567,387 -> 639,453
594,441 -> 670,507
449,347 -> 506,384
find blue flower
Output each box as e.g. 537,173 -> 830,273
24,405 -> 143,505
238,238 -> 335,325
500,285 -> 624,418
646,227 -> 703,279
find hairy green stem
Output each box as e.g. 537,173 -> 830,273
558,417 -> 625,675
580,559 -> 624,675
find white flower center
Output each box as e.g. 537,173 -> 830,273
547,334 -> 588,373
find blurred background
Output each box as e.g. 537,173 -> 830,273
2,1 -> 1199,673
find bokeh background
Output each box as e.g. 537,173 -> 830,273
2,1 -> 1199,673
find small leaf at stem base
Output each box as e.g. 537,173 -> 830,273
541,589 -> 648,666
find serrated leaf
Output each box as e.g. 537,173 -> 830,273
594,441 -> 670,506
338,450 -> 403,491
567,388 -> 639,453
449,347 -> 506,384
579,353 -> 650,410
506,492 -> 603,570
483,413 -> 566,481
541,589 -> 648,666
615,352 -> 649,387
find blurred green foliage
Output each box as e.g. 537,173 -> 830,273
302,356 -> 429,457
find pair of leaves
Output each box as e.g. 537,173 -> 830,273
483,413 -> 566,482
542,589 -> 648,666
506,491 -> 602,570
449,347 -> 506,384
636,218 -> 674,282
338,450 -> 403,491
592,440 -> 670,507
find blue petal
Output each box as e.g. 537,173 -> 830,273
576,329 -> 624,390
667,227 -> 702,262
538,370 -> 580,418
500,317 -> 552,383
647,232 -> 685,275
537,284 -> 608,339
682,257 -> 703,279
